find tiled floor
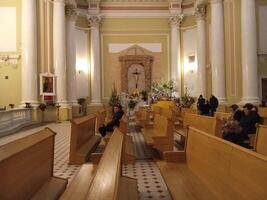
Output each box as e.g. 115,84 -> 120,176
123,161 -> 171,200
0,121 -> 172,200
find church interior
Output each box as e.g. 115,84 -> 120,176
1,0 -> 267,199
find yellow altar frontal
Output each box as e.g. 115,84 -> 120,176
152,101 -> 175,110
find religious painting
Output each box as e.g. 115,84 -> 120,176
40,73 -> 56,96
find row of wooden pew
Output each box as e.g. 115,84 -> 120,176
0,106 -> 137,199
60,128 -> 138,200
136,105 -> 267,157
157,126 -> 267,200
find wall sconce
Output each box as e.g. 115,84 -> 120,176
76,58 -> 89,74
0,54 -> 20,69
184,54 -> 197,74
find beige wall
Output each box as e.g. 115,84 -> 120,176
0,0 -> 21,107
101,18 -> 170,101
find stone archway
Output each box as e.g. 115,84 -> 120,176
119,46 -> 153,93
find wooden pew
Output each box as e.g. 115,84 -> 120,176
93,115 -> 135,164
157,126 -> 267,200
141,114 -> 174,152
177,107 -> 198,123
135,109 -> 151,127
176,113 -> 218,138
0,128 -> 68,200
254,124 -> 267,156
69,114 -> 101,165
60,128 -> 138,200
214,112 -> 231,121
95,108 -> 106,133
258,107 -> 267,125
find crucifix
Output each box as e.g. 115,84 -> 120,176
132,68 -> 141,89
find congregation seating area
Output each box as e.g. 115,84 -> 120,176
1,103 -> 267,200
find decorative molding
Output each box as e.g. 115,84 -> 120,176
87,15 -> 102,28
194,4 -> 207,20
0,54 -> 20,68
66,4 -> 77,21
169,14 -> 184,27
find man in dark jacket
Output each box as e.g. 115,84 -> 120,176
209,94 -> 219,116
99,104 -> 124,137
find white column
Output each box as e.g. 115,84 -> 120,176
195,4 -> 207,98
53,0 -> 68,106
21,0 -> 38,105
169,14 -> 184,97
241,0 -> 259,103
88,15 -> 102,105
66,4 -> 77,104
211,0 -> 227,103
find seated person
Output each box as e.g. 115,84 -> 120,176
223,103 -> 261,148
222,105 -> 243,144
99,104 -> 124,137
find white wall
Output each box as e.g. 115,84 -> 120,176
182,28 -> 198,97
75,29 -> 89,98
257,4 -> 267,54
0,7 -> 16,52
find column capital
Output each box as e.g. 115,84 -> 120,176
169,14 -> 184,27
87,15 -> 102,28
194,4 -> 207,20
65,4 -> 77,21
210,0 -> 223,5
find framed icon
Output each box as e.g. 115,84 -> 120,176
40,73 -> 56,96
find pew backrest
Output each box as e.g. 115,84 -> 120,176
96,108 -> 106,131
70,114 -> 96,150
86,128 -> 124,200
255,124 -> 267,156
183,113 -> 217,135
0,128 -> 56,200
215,112 -> 231,121
161,108 -> 175,121
180,107 -> 198,118
154,114 -> 168,135
186,127 -> 267,199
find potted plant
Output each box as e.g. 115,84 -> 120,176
77,98 -> 86,115
38,103 -> 47,122
25,102 -> 32,108
175,88 -> 196,108
9,104 -> 14,109
109,83 -> 120,113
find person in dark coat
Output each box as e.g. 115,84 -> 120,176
202,100 -> 210,116
197,95 -> 205,115
99,104 -> 124,137
209,94 -> 219,116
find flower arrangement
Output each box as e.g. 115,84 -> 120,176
175,88 -> 195,108
151,80 -> 175,102
38,103 -> 47,111
109,83 -> 120,108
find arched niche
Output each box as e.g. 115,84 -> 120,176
119,46 -> 153,93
